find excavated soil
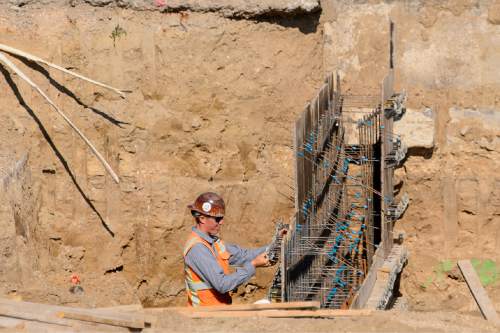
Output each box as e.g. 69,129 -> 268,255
0,0 -> 499,330
0,1 -> 323,307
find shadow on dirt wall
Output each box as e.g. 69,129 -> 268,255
13,55 -> 131,128
0,65 -> 115,237
251,10 -> 321,34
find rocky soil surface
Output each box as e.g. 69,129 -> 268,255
9,0 -> 321,18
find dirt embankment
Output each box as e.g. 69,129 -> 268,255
0,1 -> 323,307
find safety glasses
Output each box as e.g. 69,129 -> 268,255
213,216 -> 224,223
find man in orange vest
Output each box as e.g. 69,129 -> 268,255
183,192 -> 271,307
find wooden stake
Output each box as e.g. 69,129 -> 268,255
0,43 -> 130,98
458,260 -> 500,324
0,52 -> 120,183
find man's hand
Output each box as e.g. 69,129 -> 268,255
251,252 -> 270,268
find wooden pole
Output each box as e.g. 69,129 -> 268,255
0,52 -> 120,183
0,43 -> 130,98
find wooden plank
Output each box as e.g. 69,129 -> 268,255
380,69 -> 395,258
458,260 -> 500,324
186,309 -> 373,319
351,244 -> 385,309
148,301 -> 320,313
0,298 -> 145,329
0,303 -> 71,327
57,310 -> 145,329
0,317 -> 72,332
190,301 -> 320,312
0,316 -> 126,333
96,304 -> 156,327
96,304 -> 144,312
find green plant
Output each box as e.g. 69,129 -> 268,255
420,259 -> 499,290
471,259 -> 498,287
110,24 -> 127,47
420,259 -> 455,289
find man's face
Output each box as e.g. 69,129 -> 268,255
199,215 -> 224,236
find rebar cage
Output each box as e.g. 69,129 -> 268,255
268,65 -> 407,308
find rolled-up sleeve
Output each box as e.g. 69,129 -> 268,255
185,243 -> 256,294
226,243 -> 268,266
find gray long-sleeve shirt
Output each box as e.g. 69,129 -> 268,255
184,227 -> 268,294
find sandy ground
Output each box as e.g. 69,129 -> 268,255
151,309 -> 500,333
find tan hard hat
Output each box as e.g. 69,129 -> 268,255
188,192 -> 225,218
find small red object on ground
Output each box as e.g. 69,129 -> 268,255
70,273 -> 80,285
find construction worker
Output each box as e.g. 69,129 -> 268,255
183,192 -> 271,307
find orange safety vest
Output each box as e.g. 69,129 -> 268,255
183,231 -> 232,307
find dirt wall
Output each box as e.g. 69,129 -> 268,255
0,153 -> 37,299
322,0 -> 500,312
0,2 -> 323,306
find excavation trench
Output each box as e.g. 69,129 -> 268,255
0,0 -> 499,317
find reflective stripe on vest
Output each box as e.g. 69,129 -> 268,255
183,231 -> 232,307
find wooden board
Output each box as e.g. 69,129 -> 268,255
96,304 -> 144,312
185,309 -> 373,319
350,244 -> 385,309
148,301 -> 320,313
57,310 -> 145,329
0,316 -> 73,333
0,302 -> 71,327
189,301 -> 320,312
0,298 -> 145,329
0,316 -> 129,332
380,69 -> 394,258
96,304 -> 156,327
458,260 -> 500,324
